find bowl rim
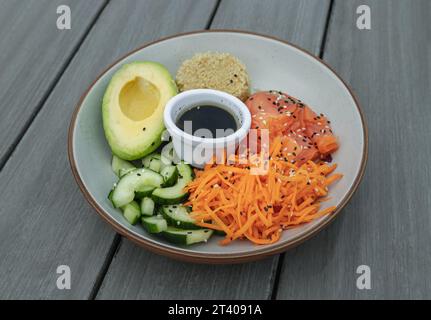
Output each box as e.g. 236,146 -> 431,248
68,30 -> 368,264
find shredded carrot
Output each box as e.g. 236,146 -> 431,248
186,155 -> 342,245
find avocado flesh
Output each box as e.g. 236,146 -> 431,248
102,62 -> 177,160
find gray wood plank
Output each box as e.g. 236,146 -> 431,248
96,0 -> 330,300
0,0 -> 218,299
0,0 -> 107,168
276,0 -> 431,299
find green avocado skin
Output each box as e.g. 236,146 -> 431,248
102,62 -> 177,161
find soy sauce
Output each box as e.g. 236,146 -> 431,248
176,105 -> 238,138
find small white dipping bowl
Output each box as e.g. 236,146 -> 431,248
164,89 -> 251,168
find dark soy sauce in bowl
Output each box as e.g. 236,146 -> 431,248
176,105 -> 238,138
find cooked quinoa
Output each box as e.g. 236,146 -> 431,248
176,52 -> 250,101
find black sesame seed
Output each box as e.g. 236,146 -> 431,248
137,173 -> 141,176
230,79 -> 233,84
142,127 -> 146,131
234,74 -> 238,77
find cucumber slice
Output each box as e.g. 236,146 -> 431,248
112,155 -> 136,177
142,153 -> 172,172
148,158 -> 162,173
162,227 -> 213,245
161,205 -> 199,229
160,165 -> 178,187
122,201 -> 140,225
142,153 -> 160,168
112,168 -> 163,208
140,197 -> 155,216
107,189 -> 114,206
119,167 -> 135,177
161,142 -> 181,164
135,185 -> 155,200
142,215 -> 167,233
151,162 -> 193,205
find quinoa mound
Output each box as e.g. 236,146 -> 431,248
176,52 -> 250,101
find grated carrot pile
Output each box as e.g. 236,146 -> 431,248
185,138 -> 343,246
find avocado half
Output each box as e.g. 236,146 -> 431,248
102,62 -> 177,160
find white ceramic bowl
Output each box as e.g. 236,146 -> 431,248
69,31 -> 367,263
163,89 -> 251,168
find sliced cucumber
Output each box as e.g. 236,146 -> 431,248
162,227 -> 213,245
142,153 -> 160,168
151,162 -> 193,205
112,155 -> 136,177
161,205 -> 199,229
135,185 -> 155,200
107,189 -> 114,206
160,165 -> 178,187
161,142 -> 181,164
140,197 -> 155,216
148,158 -> 162,172
142,153 -> 172,172
122,201 -> 140,225
142,215 -> 167,233
119,167 -> 135,177
112,168 -> 163,208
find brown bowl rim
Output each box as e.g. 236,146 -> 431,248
68,30 -> 368,264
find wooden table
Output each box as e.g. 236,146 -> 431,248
0,0 -> 429,299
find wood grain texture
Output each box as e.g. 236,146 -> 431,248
96,0 -> 331,300
276,0 -> 431,299
211,0 -> 330,53
0,0 -> 217,299
0,0 -> 107,168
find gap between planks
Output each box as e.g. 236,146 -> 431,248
0,0 -> 110,172
270,0 -> 335,300
89,0 -> 223,300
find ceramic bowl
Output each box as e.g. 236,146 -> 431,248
68,31 -> 367,263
